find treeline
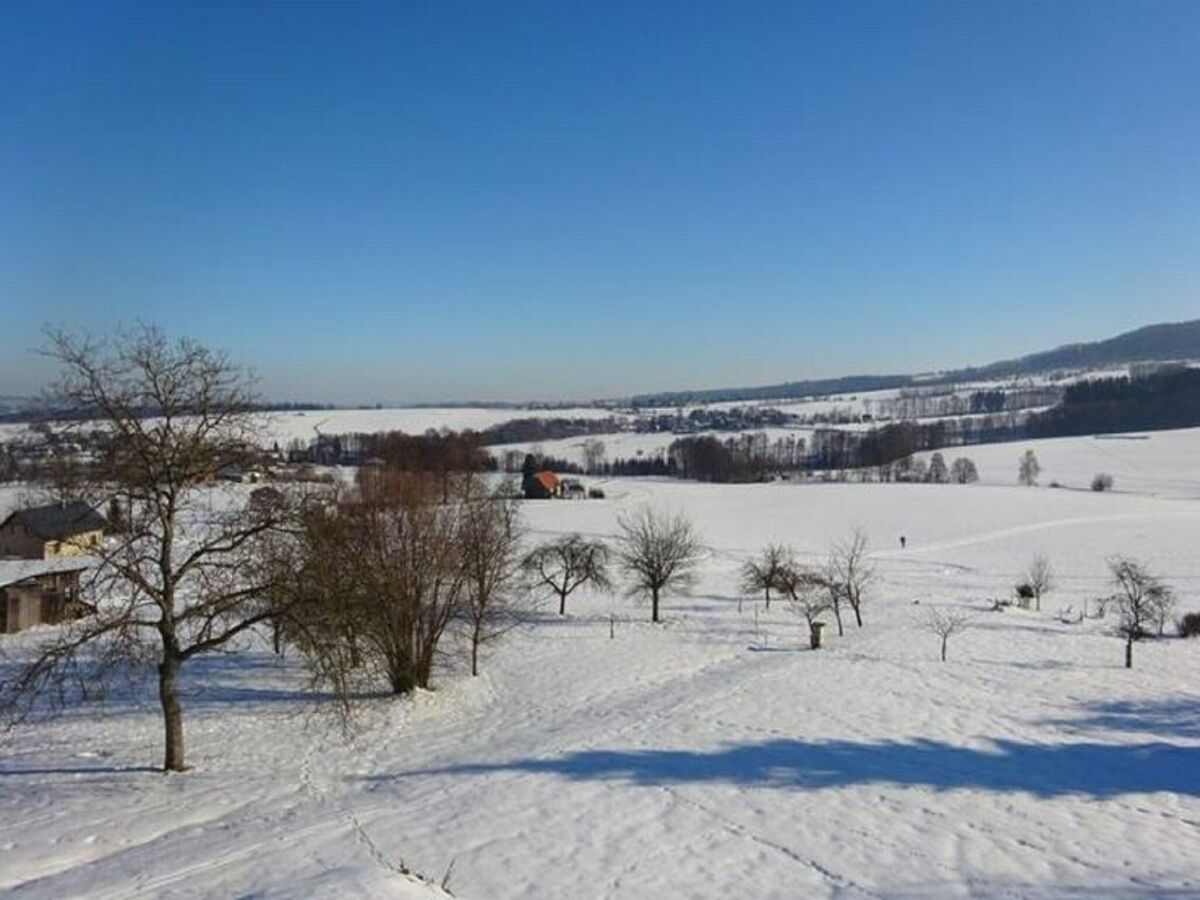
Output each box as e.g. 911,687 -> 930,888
287,417 -> 625,467
1027,368 -> 1200,438
288,430 -> 496,472
635,406 -> 798,434
664,433 -> 807,482
866,385 -> 1062,420
483,416 -> 625,445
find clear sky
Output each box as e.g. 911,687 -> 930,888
2,1 -> 1198,403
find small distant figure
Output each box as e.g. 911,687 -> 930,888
900,535 -> 907,549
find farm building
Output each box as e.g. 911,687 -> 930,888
523,470 -> 561,500
0,560 -> 89,634
0,501 -> 107,559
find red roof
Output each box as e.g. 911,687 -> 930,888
533,471 -> 560,492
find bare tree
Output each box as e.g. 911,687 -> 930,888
740,543 -> 787,610
0,327 -> 294,772
1022,554 -> 1055,612
1018,449 -> 1040,486
950,457 -> 979,484
927,452 -> 949,484
828,529 -> 874,630
459,483 -> 524,676
1109,557 -> 1174,668
522,534 -> 611,616
582,438 -> 606,475
771,551 -> 830,647
922,608 -> 970,662
616,507 -> 703,623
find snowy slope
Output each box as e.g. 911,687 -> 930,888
3,434 -> 1200,897
921,427 -> 1200,499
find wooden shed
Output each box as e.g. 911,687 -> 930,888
0,561 -> 89,634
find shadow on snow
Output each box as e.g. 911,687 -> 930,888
1042,697 -> 1200,741
381,736 -> 1200,798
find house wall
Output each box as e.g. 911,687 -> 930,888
45,530 -> 103,558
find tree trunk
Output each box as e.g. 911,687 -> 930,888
158,651 -> 186,772
651,587 -> 660,623
853,601 -> 863,628
559,590 -> 567,616
1125,638 -> 1133,669
832,601 -> 844,637
390,662 -> 416,694
940,635 -> 948,662
471,638 -> 479,676
764,588 -> 770,611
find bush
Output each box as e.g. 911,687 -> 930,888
1014,583 -> 1035,608
1091,473 -> 1114,492
588,487 -> 605,499
1178,612 -> 1200,638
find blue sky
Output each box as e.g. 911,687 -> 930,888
2,1 -> 1198,403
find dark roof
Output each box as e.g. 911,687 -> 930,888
1,501 -> 107,541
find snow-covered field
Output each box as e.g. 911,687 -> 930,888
921,427 -> 1200,500
259,406 -> 622,447
3,430 -> 1200,898
0,406 -> 624,449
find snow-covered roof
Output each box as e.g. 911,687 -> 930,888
0,557 -> 93,589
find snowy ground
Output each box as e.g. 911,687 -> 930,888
259,406 -> 622,447
0,406 -> 624,450
919,427 -> 1200,500
3,432 -> 1200,898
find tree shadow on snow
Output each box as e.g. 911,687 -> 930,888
379,737 -> 1200,798
1041,697 -> 1200,741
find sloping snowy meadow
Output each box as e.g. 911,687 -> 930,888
2,429 -> 1200,898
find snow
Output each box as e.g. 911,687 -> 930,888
0,406 -> 624,452
922,427 -> 1200,499
4,431 -> 1200,897
258,406 -> 622,447
489,426 -> 811,469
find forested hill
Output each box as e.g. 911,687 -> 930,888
629,319 -> 1200,407
959,319 -> 1200,380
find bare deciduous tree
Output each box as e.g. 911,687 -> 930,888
828,529 -> 874,630
771,551 -> 831,647
1109,557 -> 1175,668
522,534 -> 611,616
616,507 -> 702,623
950,457 -> 979,484
1018,449 -> 1040,486
582,438 -> 606,475
922,608 -> 970,662
1023,554 -> 1055,612
0,326 -> 294,772
927,452 -> 949,484
740,544 -> 787,610
459,483 -> 524,676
